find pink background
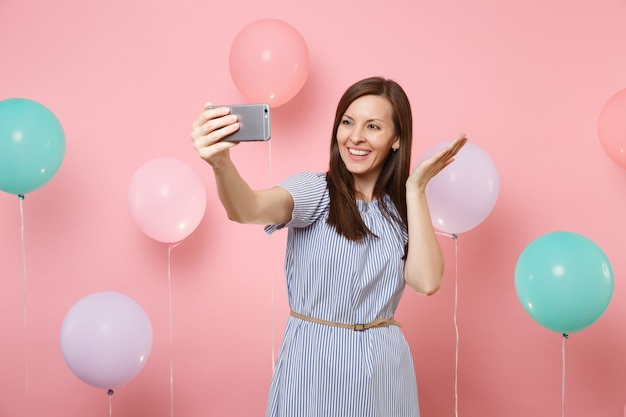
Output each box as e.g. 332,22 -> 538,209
1,0 -> 626,416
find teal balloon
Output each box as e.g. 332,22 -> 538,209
514,231 -> 613,334
0,98 -> 66,195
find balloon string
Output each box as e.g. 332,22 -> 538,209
108,389 -> 114,417
436,231 -> 459,416
268,137 -> 273,187
268,138 -> 276,371
562,334 -> 568,417
168,243 -> 175,417
18,194 -> 30,405
453,235 -> 459,417
271,269 -> 276,372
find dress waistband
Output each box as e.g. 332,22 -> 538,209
290,310 -> 401,331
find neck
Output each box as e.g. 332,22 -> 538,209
353,178 -> 376,202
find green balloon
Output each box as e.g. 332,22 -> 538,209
514,231 -> 613,334
0,98 -> 66,195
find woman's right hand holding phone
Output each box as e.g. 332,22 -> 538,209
191,103 -> 241,169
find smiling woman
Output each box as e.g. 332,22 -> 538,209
2,0 -> 626,415
335,95 -> 400,200
191,76 -> 467,417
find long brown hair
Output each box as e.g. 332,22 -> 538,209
326,77 -> 413,241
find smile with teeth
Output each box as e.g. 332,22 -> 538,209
349,148 -> 370,156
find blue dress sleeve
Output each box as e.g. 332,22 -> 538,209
264,172 -> 329,235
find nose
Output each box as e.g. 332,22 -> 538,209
348,125 -> 365,144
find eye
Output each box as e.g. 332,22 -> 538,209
367,123 -> 380,130
341,119 -> 352,126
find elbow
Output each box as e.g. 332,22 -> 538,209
224,207 -> 254,224
227,212 -> 264,225
228,215 -> 254,225
421,283 -> 441,296
409,280 -> 441,296
226,213 -> 244,223
226,211 -> 247,224
405,268 -> 443,296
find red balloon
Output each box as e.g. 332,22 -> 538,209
229,19 -> 309,108
598,88 -> 626,170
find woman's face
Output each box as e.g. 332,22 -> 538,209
336,94 -> 399,185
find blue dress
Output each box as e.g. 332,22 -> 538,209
264,172 -> 420,417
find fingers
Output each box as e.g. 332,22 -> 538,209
192,103 -> 231,130
447,133 -> 467,146
190,102 -> 242,165
421,134 -> 468,174
444,133 -> 467,154
196,138 -> 237,163
190,103 -> 240,145
432,133 -> 467,165
409,133 -> 470,190
192,102 -> 213,129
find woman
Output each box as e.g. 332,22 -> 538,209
191,76 -> 467,417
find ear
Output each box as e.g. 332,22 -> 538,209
392,137 -> 400,151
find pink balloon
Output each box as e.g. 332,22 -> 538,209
128,158 -> 207,244
60,291 -> 153,390
421,141 -> 499,234
598,88 -> 626,170
229,19 -> 309,108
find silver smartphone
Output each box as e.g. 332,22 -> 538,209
215,103 -> 271,142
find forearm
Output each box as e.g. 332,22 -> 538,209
211,157 -> 293,225
404,188 -> 444,295
212,158 -> 259,224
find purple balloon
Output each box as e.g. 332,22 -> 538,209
60,291 -> 153,390
422,141 -> 499,234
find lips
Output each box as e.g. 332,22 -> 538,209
349,148 -> 370,156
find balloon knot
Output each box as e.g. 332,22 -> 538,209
18,194 -> 25,200
562,333 -> 569,339
107,389 -> 114,396
452,234 -> 458,240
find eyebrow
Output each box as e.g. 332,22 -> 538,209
342,114 -> 386,124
